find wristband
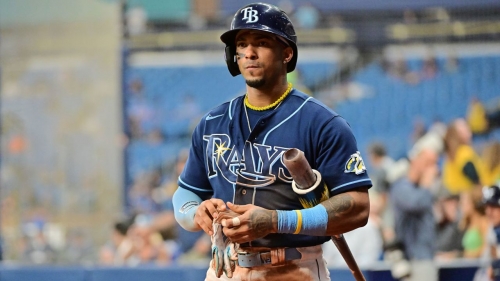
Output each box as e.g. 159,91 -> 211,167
277,204 -> 328,236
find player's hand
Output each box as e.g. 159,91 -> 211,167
220,202 -> 277,244
194,198 -> 227,236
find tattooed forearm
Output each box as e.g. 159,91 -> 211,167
249,209 -> 276,238
321,193 -> 355,220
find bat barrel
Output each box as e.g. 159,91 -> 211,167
283,148 -> 316,189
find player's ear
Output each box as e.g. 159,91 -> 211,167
283,46 -> 293,65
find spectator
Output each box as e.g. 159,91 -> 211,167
445,54 -> 459,73
386,58 -> 420,85
19,223 -> 56,265
127,214 -> 175,266
408,119 -> 446,161
421,55 -> 438,80
482,141 -> 500,186
99,217 -> 135,266
459,188 -> 490,260
126,79 -> 157,139
368,143 -> 394,194
176,233 -> 212,266
443,118 -> 487,195
322,190 -> 384,268
467,98 -> 500,135
128,169 -> 163,216
434,187 -> 464,261
389,148 -> 439,281
62,229 -> 94,265
367,142 -> 396,243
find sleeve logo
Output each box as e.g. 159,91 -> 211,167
344,151 -> 366,175
180,201 -> 200,214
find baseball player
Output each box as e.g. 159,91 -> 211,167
172,3 -> 371,280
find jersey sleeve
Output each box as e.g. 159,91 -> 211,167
316,116 -> 372,196
178,121 -> 213,200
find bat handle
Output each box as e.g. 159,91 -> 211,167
332,234 -> 366,281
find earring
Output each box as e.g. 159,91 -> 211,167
283,60 -> 287,64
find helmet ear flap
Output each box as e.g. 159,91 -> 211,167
225,46 -> 241,76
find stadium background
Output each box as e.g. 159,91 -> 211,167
1,0 -> 500,280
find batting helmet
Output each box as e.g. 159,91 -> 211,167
483,183 -> 500,206
220,2 -> 298,76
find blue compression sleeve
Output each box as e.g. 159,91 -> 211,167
277,204 -> 328,236
172,187 -> 203,231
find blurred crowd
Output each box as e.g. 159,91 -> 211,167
98,148 -> 212,267
323,99 -> 500,280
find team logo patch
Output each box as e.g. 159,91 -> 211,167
344,151 -> 366,175
241,7 -> 259,23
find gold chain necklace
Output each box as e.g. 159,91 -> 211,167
244,82 -> 293,111
244,83 -> 291,132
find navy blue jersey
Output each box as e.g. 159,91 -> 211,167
178,89 -> 372,248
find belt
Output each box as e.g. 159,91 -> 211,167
237,248 -> 302,267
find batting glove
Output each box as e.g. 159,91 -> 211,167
211,221 -> 238,278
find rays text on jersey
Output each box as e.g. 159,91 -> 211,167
203,134 -> 293,187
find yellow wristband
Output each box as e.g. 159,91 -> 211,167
294,210 -> 302,234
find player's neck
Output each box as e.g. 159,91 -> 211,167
246,81 -> 290,109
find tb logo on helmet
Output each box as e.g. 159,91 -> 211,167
241,7 -> 259,23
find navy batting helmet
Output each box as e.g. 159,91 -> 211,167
483,183 -> 500,206
220,2 -> 298,76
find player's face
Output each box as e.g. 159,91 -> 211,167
235,30 -> 292,88
486,205 -> 500,227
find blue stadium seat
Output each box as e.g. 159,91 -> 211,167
332,54 -> 500,158
125,54 -> 500,164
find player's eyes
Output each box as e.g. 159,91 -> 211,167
236,42 -> 247,48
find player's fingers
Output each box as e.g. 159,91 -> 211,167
226,202 -> 250,213
210,198 -> 227,213
195,203 -> 217,235
203,201 -> 220,219
222,222 -> 249,239
195,214 -> 213,235
221,215 -> 243,228
214,211 -> 236,224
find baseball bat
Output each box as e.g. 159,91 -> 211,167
283,148 -> 366,281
